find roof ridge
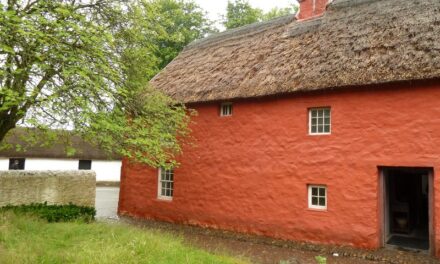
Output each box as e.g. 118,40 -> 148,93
330,0 -> 383,9
185,15 -> 295,50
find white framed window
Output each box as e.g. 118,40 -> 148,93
309,107 -> 331,135
158,168 -> 174,200
220,103 -> 233,117
308,185 -> 327,210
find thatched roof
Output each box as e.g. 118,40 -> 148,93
151,0 -> 440,103
0,128 -> 121,160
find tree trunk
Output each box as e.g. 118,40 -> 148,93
0,120 -> 16,143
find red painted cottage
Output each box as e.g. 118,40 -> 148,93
119,0 -> 440,256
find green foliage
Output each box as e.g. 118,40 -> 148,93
0,0 -> 213,168
85,87 -> 194,168
0,203 -> 96,222
223,0 -> 263,29
315,256 -> 327,264
263,6 -> 298,21
0,212 -> 248,264
223,0 -> 297,29
115,0 -> 215,83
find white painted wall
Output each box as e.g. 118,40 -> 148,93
91,160 -> 121,182
0,159 -> 8,171
0,158 -> 121,182
26,159 -> 78,170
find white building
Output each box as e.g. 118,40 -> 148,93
0,128 -> 121,183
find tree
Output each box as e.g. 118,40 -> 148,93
0,0 -> 212,168
119,0 -> 215,80
223,0 -> 297,30
263,6 -> 298,21
223,0 -> 263,29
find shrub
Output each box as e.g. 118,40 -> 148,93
0,202 -> 96,222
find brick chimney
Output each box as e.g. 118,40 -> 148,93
296,0 -> 329,20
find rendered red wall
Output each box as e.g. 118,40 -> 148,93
118,81 -> 440,255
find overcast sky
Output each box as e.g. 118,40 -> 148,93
194,0 -> 298,25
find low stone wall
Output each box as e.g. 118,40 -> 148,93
0,171 -> 96,207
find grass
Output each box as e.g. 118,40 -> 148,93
0,212 -> 248,264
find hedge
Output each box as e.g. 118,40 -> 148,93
0,202 -> 96,222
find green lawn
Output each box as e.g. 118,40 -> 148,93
0,212 -> 247,264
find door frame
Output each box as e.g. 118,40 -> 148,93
378,166 -> 434,254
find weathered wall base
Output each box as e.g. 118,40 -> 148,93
0,171 -> 96,207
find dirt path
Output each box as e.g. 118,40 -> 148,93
120,217 -> 440,264
182,230 -> 375,264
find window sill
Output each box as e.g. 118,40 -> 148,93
307,207 -> 327,212
308,133 -> 331,136
157,197 -> 173,202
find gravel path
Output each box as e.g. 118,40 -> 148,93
95,187 -> 119,219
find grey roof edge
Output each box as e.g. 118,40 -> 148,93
286,16 -> 324,37
330,0 -> 383,10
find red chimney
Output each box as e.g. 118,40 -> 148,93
296,0 -> 329,20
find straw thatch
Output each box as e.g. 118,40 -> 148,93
0,128 -> 121,160
151,0 -> 440,103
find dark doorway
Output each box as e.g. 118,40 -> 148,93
382,167 -> 431,251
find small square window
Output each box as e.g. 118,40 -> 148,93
309,108 -> 331,135
220,103 -> 233,117
78,160 -> 92,170
158,168 -> 174,200
308,185 -> 327,210
9,158 -> 25,170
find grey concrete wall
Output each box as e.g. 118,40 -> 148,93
0,171 -> 95,207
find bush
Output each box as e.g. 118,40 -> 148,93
0,202 -> 96,222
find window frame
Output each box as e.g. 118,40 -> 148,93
8,158 -> 25,170
78,160 -> 92,170
308,185 -> 327,210
157,168 -> 174,201
220,102 -> 233,117
308,107 -> 331,135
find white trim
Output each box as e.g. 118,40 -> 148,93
157,168 -> 174,201
308,185 -> 327,210
220,102 -> 233,117
308,107 -> 331,135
